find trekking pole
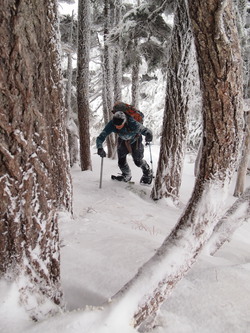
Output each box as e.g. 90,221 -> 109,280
99,157 -> 104,189
148,143 -> 154,177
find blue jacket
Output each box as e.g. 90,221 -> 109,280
96,117 -> 150,149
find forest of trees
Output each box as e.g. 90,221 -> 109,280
0,0 -> 249,330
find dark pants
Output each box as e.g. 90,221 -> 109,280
117,136 -> 149,177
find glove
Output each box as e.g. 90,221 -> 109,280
98,148 -> 106,158
145,130 -> 153,143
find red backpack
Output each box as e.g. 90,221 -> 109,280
112,102 -> 144,124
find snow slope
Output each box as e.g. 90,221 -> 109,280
0,146 -> 250,332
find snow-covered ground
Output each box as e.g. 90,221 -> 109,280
1,145 -> 249,333
59,147 -> 250,333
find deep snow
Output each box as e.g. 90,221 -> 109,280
1,146 -> 249,333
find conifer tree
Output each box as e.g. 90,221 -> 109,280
113,0 -> 123,102
77,0 -> 92,170
65,11 -> 79,167
103,0 -> 116,158
151,0 -> 194,203
0,0 -> 72,318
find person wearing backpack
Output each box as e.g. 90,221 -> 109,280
96,109 -> 153,184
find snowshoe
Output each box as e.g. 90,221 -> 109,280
140,169 -> 153,185
111,174 -> 132,182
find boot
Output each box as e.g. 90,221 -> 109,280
140,168 -> 153,184
111,173 -> 132,182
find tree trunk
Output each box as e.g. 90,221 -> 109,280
194,139 -> 202,177
65,11 -> 78,167
77,0 -> 92,170
0,0 -> 72,319
151,0 -> 193,204
234,0 -> 249,99
113,0 -> 123,103
65,12 -> 74,119
106,0 -> 243,329
103,0 -> 116,158
131,47 -> 140,108
102,72 -> 116,159
205,187 -> 250,256
234,111 -> 250,196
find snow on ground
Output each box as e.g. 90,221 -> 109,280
0,145 -> 250,333
59,146 -> 250,333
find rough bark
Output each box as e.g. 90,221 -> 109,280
113,0 -> 123,102
0,0 -> 72,318
151,0 -> 193,203
194,139 -> 202,177
131,37 -> 140,108
65,11 -> 78,167
65,12 -> 74,119
103,0 -> 116,158
77,0 -> 92,170
107,0 -> 243,329
131,54 -> 140,108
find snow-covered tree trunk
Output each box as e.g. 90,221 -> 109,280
77,0 -> 92,170
205,187 -> 250,256
151,0 -> 193,204
65,11 -> 78,167
234,0 -> 250,99
103,0 -> 114,109
234,0 -> 248,40
103,0 -> 116,158
232,0 -> 250,195
113,0 -> 123,103
105,0 -> 243,329
234,110 -> 250,196
65,12 -> 74,119
242,1 -> 250,99
194,139 -> 202,177
131,62 -> 140,108
0,0 -> 72,319
131,43 -> 140,108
